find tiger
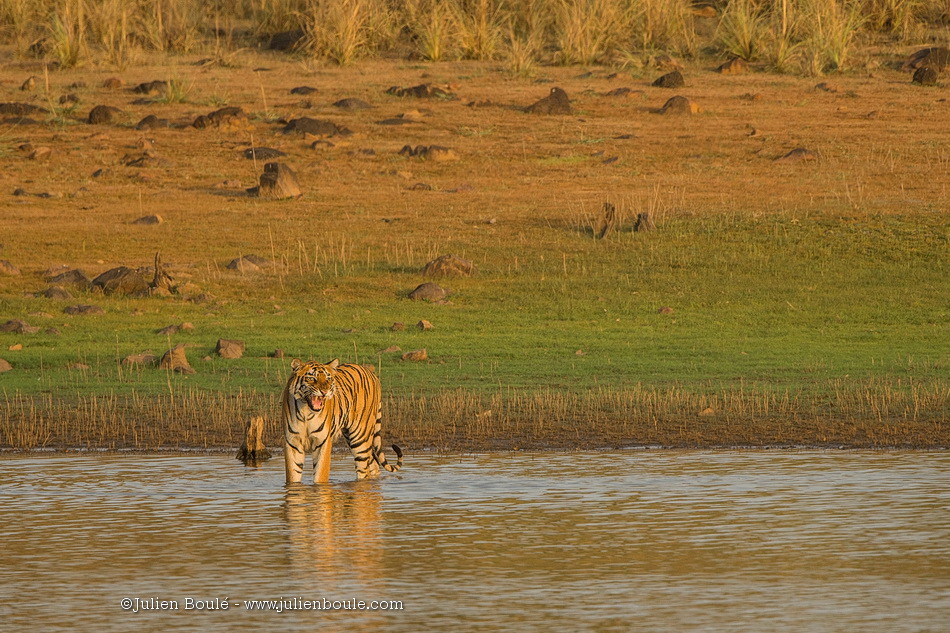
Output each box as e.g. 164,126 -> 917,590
283,358 -> 403,484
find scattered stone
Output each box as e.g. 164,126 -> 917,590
160,343 -> 195,374
333,98 -> 373,110
42,286 -> 72,300
658,306 -> 674,314
47,268 -> 91,288
699,407 -> 715,417
422,254 -> 476,278
236,416 -> 272,465
652,70 -> 685,88
390,322 -> 405,331
408,182 -> 433,191
135,114 -> 168,130
67,362 -> 90,371
401,349 -> 428,362
0,102 -> 47,116
192,114 -> 212,129
912,67 -> 938,86
281,117 -> 350,137
156,324 -> 180,335
243,147 -> 286,160
417,319 -> 433,331
270,349 -> 284,358
775,148 -> 819,163
132,214 -> 163,226
9,343 -> 23,351
0,359 -> 11,372
133,80 -> 168,95
408,282 -> 449,302
209,106 -> 246,126
0,319 -> 39,334
379,345 -> 401,353
0,260 -> 21,275
28,147 -> 52,161
87,105 -> 122,124
386,83 -> 453,99
252,162 -> 302,200
604,87 -> 637,97
226,254 -> 272,272
903,47 -> 950,72
634,212 -> 656,232
215,338 -> 245,359
267,29 -> 306,51
398,145 -> 458,161
122,351 -> 157,366
659,96 -> 700,115
91,266 -> 150,295
525,87 -> 572,114
64,305 -> 106,316
20,76 -> 36,91
716,57 -> 748,75
59,93 -> 80,106
814,82 -> 838,93
102,77 -> 124,89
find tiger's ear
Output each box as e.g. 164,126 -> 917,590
327,358 -> 340,368
291,358 -> 304,371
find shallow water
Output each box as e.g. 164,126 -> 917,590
0,450 -> 947,632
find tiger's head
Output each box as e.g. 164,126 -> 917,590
289,358 -> 340,412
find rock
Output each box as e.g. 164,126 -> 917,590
333,98 -> 373,110
215,338 -> 245,359
0,102 -> 47,116
135,114 -> 168,130
208,107 -> 246,126
282,117 -> 350,137
401,349 -> 428,362
64,305 -> 106,316
91,266 -> 150,295
699,407 -> 715,416
386,83 -> 453,99
47,268 -> 91,288
270,349 -> 284,358
775,148 -> 819,163
716,57 -> 748,75
102,77 -> 124,89
390,322 -> 405,331
0,260 -> 21,275
0,319 -> 39,334
652,70 -> 685,88
903,47 -> 950,72
28,147 -> 52,161
192,114 -> 212,129
253,162 -> 302,200
422,254 -> 476,277
122,351 -> 157,366
408,283 -> 449,301
87,105 -> 122,124
659,96 -> 700,115
42,286 -> 72,300
243,147 -> 286,160
0,358 -> 11,372
133,80 -> 168,95
658,306 -> 674,314
814,82 -> 838,93
20,76 -> 36,91
267,29 -> 305,51
160,343 -> 195,374
525,87 -> 572,114
132,214 -> 164,225
58,93 -> 79,106
912,67 -> 938,86
290,86 -> 318,95
226,254 -> 272,272
398,145 -> 458,161
9,343 -> 23,351
417,320 -> 433,331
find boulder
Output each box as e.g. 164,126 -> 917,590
408,283 -> 449,301
254,162 -> 302,200
386,83 -> 453,99
652,70 -> 685,88
659,96 -> 700,115
775,148 -> 819,163
0,358 -> 11,372
281,117 -> 350,137
64,305 -> 106,315
91,266 -> 150,295
122,351 -> 158,366
417,320 -> 433,331
525,87 -> 572,115
226,254 -> 272,272
422,254 -> 476,277
912,67 -> 938,86
903,47 -> 950,72
42,286 -> 73,300
401,349 -> 428,362
716,57 -> 748,75
160,343 -> 195,374
46,268 -> 91,288
215,339 -> 245,359
87,105 -> 122,124
0,319 -> 39,334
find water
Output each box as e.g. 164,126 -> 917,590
0,451 -> 947,632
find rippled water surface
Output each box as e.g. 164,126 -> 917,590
1,451 -> 948,632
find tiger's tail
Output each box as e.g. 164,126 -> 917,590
375,443 -> 403,473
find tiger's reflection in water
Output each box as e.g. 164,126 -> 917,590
282,481 -> 387,616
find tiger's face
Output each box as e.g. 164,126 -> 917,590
290,358 -> 340,412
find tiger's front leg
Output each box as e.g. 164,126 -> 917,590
311,437 -> 334,484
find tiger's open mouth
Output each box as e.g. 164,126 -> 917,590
308,396 -> 324,411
